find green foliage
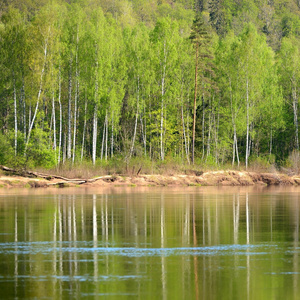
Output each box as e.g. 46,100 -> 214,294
0,133 -> 13,165
26,129 -> 56,169
0,0 -> 299,172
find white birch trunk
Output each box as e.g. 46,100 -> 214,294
181,104 -> 190,164
58,68 -> 62,165
81,95 -> 87,161
292,82 -> 299,151
111,112 -> 114,158
26,96 -> 39,150
13,74 -> 17,156
92,105 -> 98,165
192,44 -> 198,164
246,78 -> 249,169
101,117 -> 106,161
130,108 -> 138,159
160,91 -> 165,161
63,132 -> 66,164
202,93 -> 205,160
105,111 -> 108,161
234,127 -> 240,166
28,103 -> 31,138
187,109 -> 190,160
229,78 -> 240,167
130,76 -> 140,159
140,114 -> 146,156
25,33 -> 48,151
214,103 -> 220,164
206,99 -> 212,159
52,92 -> 56,152
72,30 -> 79,163
21,76 -> 26,143
160,41 -> 167,161
72,78 -> 78,163
269,127 -> 272,157
67,61 -> 72,160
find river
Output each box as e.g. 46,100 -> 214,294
0,187 -> 299,299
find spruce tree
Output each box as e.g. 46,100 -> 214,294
189,13 -> 214,164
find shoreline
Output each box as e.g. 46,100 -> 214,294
0,170 -> 300,188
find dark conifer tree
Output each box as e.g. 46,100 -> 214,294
208,0 -> 227,36
190,13 -> 214,163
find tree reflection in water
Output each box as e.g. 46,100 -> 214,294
0,187 -> 300,299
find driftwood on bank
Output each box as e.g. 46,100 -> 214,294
0,165 -> 114,186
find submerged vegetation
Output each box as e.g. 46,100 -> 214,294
0,0 -> 300,173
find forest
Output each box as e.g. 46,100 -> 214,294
0,0 -> 299,172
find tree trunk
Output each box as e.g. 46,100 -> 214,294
130,76 -> 140,159
92,105 -> 98,165
13,74 -> 17,156
111,112 -> 114,158
72,77 -> 78,163
160,87 -> 165,161
229,78 -> 240,167
105,111 -> 108,161
81,94 -> 87,161
52,92 -> 56,153
21,75 -> 26,143
292,83 -> 299,151
206,98 -> 212,159
202,93 -> 205,160
181,104 -> 190,164
269,127 -> 272,157
192,44 -> 198,164
101,116 -> 106,161
160,41 -> 167,161
246,78 -> 249,169
214,99 -> 220,164
67,60 -> 72,160
25,51 -> 46,152
233,126 -> 240,167
58,68 -> 62,165
93,51 -> 99,165
28,103 -> 31,138
72,31 -> 79,164
140,114 -> 146,156
63,131 -> 66,164
130,108 -> 138,159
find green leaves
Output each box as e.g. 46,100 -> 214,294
0,0 -> 299,168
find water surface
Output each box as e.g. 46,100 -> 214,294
0,187 -> 300,299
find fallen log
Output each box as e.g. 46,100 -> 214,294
47,180 -> 86,186
0,165 -> 65,180
0,165 -> 113,184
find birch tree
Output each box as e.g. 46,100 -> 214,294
124,24 -> 150,160
235,24 -> 270,168
25,4 -> 60,153
1,8 -> 29,156
150,18 -> 179,161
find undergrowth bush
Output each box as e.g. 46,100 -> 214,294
283,150 -> 300,174
248,154 -> 276,172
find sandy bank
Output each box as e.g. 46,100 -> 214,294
0,170 -> 300,188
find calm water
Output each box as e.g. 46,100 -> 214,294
0,187 -> 300,299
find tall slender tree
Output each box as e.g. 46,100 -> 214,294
189,13 -> 213,164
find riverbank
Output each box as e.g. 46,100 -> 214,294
0,170 -> 300,188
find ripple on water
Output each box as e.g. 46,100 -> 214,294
0,242 -> 280,257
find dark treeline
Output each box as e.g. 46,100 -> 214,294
0,0 -> 299,170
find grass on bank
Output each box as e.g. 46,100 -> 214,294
2,151 -> 300,179
34,154 -> 291,179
